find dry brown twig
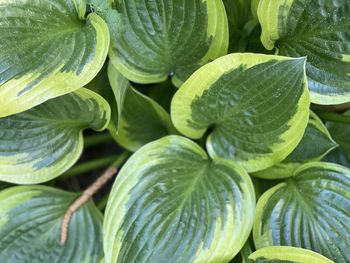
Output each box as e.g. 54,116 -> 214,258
60,166 -> 118,245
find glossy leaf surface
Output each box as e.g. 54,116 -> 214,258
0,0 -> 110,117
109,0 -> 228,86
254,162 -> 350,263
0,185 -> 103,263
171,53 -> 310,172
258,0 -> 350,104
0,88 -> 110,184
104,135 -> 255,263
254,111 -> 337,179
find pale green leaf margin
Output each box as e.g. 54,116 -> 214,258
171,53 -> 310,172
257,0 -> 350,105
0,6 -> 110,117
253,111 -> 337,179
108,0 -> 228,86
249,246 -> 334,263
103,135 -> 255,263
0,88 -> 111,184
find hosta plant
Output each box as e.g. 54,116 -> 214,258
0,0 -> 350,262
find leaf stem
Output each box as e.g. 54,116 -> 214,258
84,132 -> 114,148
315,110 -> 350,125
60,166 -> 118,244
62,152 -> 130,178
96,193 -> 110,211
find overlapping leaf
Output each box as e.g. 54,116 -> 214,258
104,135 -> 255,263
324,110 -> 350,167
254,111 -> 337,179
109,0 -> 228,86
254,162 -> 350,263
249,246 -> 333,263
223,0 -> 264,53
108,62 -> 176,151
0,185 -> 103,263
0,88 -> 110,184
0,0 -> 110,117
171,53 -> 310,172
258,0 -> 350,104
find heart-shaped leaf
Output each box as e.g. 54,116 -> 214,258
108,0 -> 228,86
254,111 -> 337,179
324,110 -> 350,167
171,53 -> 310,172
0,88 -> 110,184
253,162 -> 350,263
249,246 -> 333,263
104,135 -> 255,263
0,185 -> 103,263
258,0 -> 350,104
108,62 -> 176,151
0,0 -> 110,117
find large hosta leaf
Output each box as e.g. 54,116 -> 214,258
324,110 -> 350,167
0,88 -> 110,184
171,53 -> 310,172
253,162 -> 350,263
0,0 -> 110,117
108,62 -> 176,151
109,0 -> 228,86
249,246 -> 333,263
104,135 -> 255,263
0,185 -> 103,263
254,111 -> 337,179
258,0 -> 350,104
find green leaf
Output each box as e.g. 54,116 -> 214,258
86,62 -> 119,131
0,0 -> 110,117
258,0 -> 350,104
324,110 -> 350,167
0,88 -> 110,184
251,0 -> 260,19
254,111 -> 337,179
107,61 -> 129,131
223,0 -> 252,52
148,80 -> 177,113
108,63 -> 177,151
171,53 -> 310,172
0,185 -> 103,263
249,246 -> 333,263
108,0 -> 228,86
104,135 -> 255,263
241,240 -> 255,263
223,0 -> 264,53
253,162 -> 350,263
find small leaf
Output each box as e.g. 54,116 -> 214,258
254,111 -> 337,179
171,53 -> 310,172
324,110 -> 350,167
86,62 -> 119,131
249,246 -> 333,263
0,88 -> 110,184
0,185 -> 103,263
0,0 -> 110,117
108,63 -> 177,151
104,135 -> 255,263
107,61 -> 129,130
253,162 -> 350,263
223,0 -> 264,53
258,0 -> 350,104
108,0 -> 228,86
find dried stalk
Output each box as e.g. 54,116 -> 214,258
60,166 -> 117,244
